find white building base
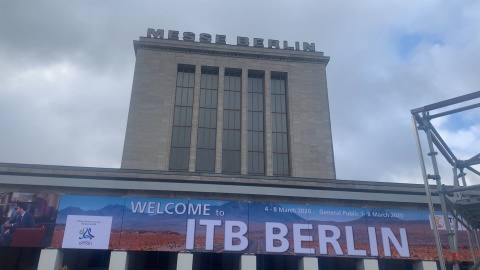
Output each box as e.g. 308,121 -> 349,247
109,250 -> 129,270
356,259 -> 379,270
37,249 -> 63,270
177,253 -> 193,270
413,261 -> 437,270
299,257 -> 318,270
241,254 -> 256,270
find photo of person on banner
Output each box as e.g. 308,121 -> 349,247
0,191 -> 60,248
0,202 -> 36,246
1,201 -> 18,235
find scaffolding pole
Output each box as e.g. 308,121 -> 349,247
412,115 -> 446,270
411,91 -> 480,270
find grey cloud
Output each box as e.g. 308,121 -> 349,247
1,1 -> 479,184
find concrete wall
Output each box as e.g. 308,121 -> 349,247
121,38 -> 335,179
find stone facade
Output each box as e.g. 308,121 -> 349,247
121,37 -> 335,179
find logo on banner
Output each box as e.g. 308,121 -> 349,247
79,227 -> 95,242
434,216 -> 445,229
62,215 -> 112,249
430,215 -> 466,231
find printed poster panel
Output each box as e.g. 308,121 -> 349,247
119,197 -> 189,251
62,215 -> 112,249
0,191 -> 60,248
308,205 -> 368,257
186,200 -> 249,253
51,194 -> 476,261
249,202 -> 310,255
51,195 -> 125,249
365,208 -> 427,260
423,211 -> 473,261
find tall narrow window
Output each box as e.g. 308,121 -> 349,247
222,69 -> 241,173
196,67 -> 218,172
247,72 -> 265,174
169,65 -> 195,171
271,75 -> 289,175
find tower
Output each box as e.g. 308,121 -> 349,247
121,32 -> 335,179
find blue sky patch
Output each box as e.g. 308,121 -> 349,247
440,113 -> 477,131
397,34 -> 422,58
395,32 -> 444,59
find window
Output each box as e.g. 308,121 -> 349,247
169,65 -> 195,171
196,67 -> 218,172
222,69 -> 241,173
271,74 -> 289,175
247,72 -> 265,174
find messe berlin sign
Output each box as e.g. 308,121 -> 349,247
51,195 -> 473,261
146,28 -> 316,52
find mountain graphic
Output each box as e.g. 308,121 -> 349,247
122,201 -> 248,231
56,204 -> 125,229
200,201 -> 249,220
121,209 -> 187,231
249,202 -> 306,223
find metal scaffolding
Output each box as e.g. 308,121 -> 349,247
411,91 -> 480,270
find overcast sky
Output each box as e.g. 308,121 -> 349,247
1,1 -> 479,185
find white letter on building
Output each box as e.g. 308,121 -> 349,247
188,204 -> 201,215
199,219 -> 222,250
203,204 -> 210,215
345,226 -> 366,256
131,201 -> 146,213
318,225 -> 343,255
381,227 -> 410,257
165,203 -> 174,214
175,203 -> 186,215
266,222 -> 289,252
225,221 -> 248,251
368,227 -> 378,256
293,224 -> 315,254
147,202 -> 155,214
186,219 -> 196,249
156,202 -> 164,214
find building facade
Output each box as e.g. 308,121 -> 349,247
121,35 -> 335,179
0,32 -> 474,270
